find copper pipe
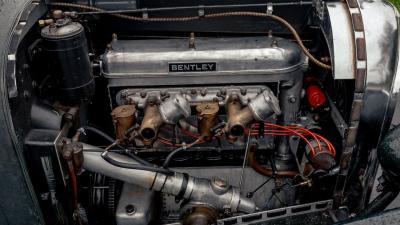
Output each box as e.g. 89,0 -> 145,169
139,104 -> 164,145
248,144 -> 298,177
72,129 -> 81,142
61,142 -> 83,209
67,161 -> 78,209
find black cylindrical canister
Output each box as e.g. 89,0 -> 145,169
41,19 -> 94,104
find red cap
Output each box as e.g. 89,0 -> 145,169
307,85 -> 326,108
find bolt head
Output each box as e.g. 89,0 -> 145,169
200,89 -> 207,96
212,176 -> 228,188
288,96 -> 297,103
125,204 -> 136,215
220,89 -> 227,95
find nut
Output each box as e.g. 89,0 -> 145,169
212,176 -> 228,188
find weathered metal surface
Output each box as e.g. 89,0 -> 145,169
321,2 -> 355,79
217,200 -> 332,225
102,36 -> 306,88
332,0 -> 367,206
332,0 -> 400,209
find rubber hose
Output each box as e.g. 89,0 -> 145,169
82,126 -> 153,166
101,151 -> 173,175
360,188 -> 400,216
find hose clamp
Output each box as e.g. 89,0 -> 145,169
142,8 -> 148,20
198,5 -> 205,18
266,2 -> 273,15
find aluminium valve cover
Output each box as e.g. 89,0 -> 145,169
101,36 -> 306,87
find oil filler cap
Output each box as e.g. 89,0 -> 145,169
307,85 -> 326,108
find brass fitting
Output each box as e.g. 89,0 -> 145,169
182,206 -> 218,225
52,10 -> 64,19
111,105 -> 136,140
138,104 -> 164,145
61,142 -> 84,171
38,19 -> 54,27
196,102 -> 220,140
225,96 -> 254,137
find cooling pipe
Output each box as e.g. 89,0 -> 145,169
81,143 -> 256,213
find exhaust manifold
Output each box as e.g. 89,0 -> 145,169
82,144 -> 256,214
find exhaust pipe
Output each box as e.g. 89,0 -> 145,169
81,143 -> 256,213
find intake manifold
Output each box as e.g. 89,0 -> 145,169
139,94 -> 190,144
225,88 -> 281,138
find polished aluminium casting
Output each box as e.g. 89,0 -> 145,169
82,144 -> 256,214
116,183 -> 157,225
119,86 -> 269,109
159,94 -> 191,124
102,37 -> 305,77
102,36 -> 306,89
248,88 -> 281,121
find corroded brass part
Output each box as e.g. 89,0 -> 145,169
111,105 -> 136,140
38,19 -> 54,27
52,10 -> 64,19
196,102 -> 219,140
182,206 -> 218,225
62,142 -> 84,171
138,104 -> 164,145
225,96 -> 254,137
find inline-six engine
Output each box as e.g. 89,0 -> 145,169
87,34 -> 336,224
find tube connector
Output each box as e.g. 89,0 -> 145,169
225,89 -> 280,138
139,94 -> 191,144
82,145 -> 256,214
139,104 -> 164,145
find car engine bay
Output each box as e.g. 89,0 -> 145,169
5,0 -> 400,224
